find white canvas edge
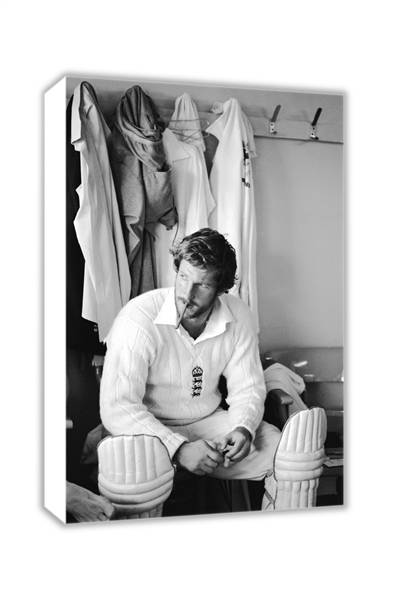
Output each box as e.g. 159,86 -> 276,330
44,76 -> 66,523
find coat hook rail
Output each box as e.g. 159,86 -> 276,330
158,106 -> 342,144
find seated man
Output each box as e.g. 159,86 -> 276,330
99,228 -> 325,513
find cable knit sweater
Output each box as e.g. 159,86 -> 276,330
100,288 -> 266,459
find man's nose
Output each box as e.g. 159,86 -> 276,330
183,281 -> 195,302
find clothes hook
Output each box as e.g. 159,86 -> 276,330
310,107 -> 322,140
269,104 -> 282,135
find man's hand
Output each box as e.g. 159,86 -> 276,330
174,440 -> 224,475
66,482 -> 115,522
216,427 -> 252,467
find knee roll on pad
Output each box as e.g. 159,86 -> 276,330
273,407 -> 327,510
97,434 -> 174,518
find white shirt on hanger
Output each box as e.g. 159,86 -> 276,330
71,83 -> 131,342
153,94 -> 215,288
206,98 -> 259,330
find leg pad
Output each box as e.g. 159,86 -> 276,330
265,408 -> 327,510
97,434 -> 174,518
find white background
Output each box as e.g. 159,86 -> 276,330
1,1 -> 399,598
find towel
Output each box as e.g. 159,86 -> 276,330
264,362 -> 307,415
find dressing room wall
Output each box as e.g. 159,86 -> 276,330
67,76 -> 344,353
255,137 -> 343,352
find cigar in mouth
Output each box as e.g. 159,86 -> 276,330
176,298 -> 189,329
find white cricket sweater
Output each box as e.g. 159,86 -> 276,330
100,288 -> 266,459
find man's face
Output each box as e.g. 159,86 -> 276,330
174,259 -> 220,321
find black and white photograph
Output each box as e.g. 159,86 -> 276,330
4,2 -> 400,598
46,75 -> 344,523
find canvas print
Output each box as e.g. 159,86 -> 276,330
56,75 -> 343,523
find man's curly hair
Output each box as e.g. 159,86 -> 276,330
170,228 -> 237,293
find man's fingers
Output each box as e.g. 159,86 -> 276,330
215,435 -> 230,452
224,438 -> 244,459
228,442 -> 251,463
205,456 -> 222,469
222,440 -> 252,466
205,445 -> 224,464
86,491 -> 115,519
101,501 -> 115,518
83,510 -> 106,522
206,440 -> 222,453
205,456 -> 222,468
201,464 -> 215,475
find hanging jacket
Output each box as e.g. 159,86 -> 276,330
71,82 -> 131,342
153,93 -> 215,287
109,85 -> 177,298
66,96 -> 105,354
206,98 -> 259,330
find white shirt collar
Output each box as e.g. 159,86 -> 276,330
153,288 -> 178,326
153,288 -> 235,341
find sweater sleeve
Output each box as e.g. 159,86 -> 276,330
100,315 -> 188,459
222,306 -> 266,439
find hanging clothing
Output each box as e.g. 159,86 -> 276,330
71,82 -> 131,342
153,94 -> 215,288
168,92 -> 206,150
66,96 -> 105,354
206,98 -> 259,329
108,86 -> 177,299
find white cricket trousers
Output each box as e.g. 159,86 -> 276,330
165,408 -> 281,497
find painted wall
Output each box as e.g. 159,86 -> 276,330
254,137 -> 344,352
67,77 -> 344,352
